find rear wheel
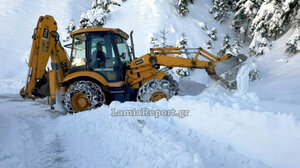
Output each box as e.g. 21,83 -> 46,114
64,81 -> 106,113
137,79 -> 177,102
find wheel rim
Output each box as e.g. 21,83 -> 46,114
150,91 -> 167,102
71,92 -> 90,112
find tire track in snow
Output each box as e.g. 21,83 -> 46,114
0,94 -> 67,168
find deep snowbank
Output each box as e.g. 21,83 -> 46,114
41,90 -> 300,168
44,99 -> 270,168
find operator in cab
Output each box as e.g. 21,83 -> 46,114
93,42 -> 106,68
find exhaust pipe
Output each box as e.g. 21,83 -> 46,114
130,31 -> 136,60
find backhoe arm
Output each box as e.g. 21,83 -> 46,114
126,47 -> 247,89
20,15 -> 70,106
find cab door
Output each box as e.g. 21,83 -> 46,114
113,34 -> 133,81
86,32 -> 121,82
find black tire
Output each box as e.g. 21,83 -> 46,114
137,79 -> 177,102
64,81 -> 106,113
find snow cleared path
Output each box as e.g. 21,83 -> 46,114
0,94 -> 65,168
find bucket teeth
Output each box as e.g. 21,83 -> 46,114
214,54 -> 248,89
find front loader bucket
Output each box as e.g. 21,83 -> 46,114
214,54 -> 248,89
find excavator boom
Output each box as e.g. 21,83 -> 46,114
20,15 -> 69,106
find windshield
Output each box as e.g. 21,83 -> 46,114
115,35 -> 132,63
71,34 -> 86,67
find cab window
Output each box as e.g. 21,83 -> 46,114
70,34 -> 86,67
115,35 -> 132,63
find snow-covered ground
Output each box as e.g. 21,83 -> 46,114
1,0 -> 300,168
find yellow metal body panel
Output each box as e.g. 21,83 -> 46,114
71,27 -> 129,39
63,71 -> 126,87
63,71 -> 108,86
48,70 -> 58,108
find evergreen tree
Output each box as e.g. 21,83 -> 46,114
79,14 -> 90,29
174,33 -> 189,78
79,0 -> 121,29
286,28 -> 300,54
218,35 -> 232,56
249,65 -> 260,81
176,33 -> 188,48
206,40 -> 213,50
207,27 -> 217,41
160,26 -> 169,47
210,0 -> 229,23
232,0 -> 260,43
64,19 -> 76,42
177,0 -> 189,16
248,32 -> 269,56
280,0 -> 299,29
249,0 -> 282,40
232,37 -> 243,55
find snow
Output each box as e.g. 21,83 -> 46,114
249,27 -> 300,120
1,0 -> 300,168
0,0 -> 93,79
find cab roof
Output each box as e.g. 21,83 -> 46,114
71,28 -> 129,40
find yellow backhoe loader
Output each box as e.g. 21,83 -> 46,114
20,15 -> 247,113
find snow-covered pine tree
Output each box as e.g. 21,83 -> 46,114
232,37 -> 243,55
177,0 -> 189,16
207,27 -> 217,41
175,33 -> 189,78
64,20 -> 76,42
248,32 -> 269,56
79,0 -> 121,29
232,0 -> 260,43
218,34 -> 232,56
286,28 -> 300,54
176,33 -> 188,48
206,40 -> 213,50
210,0 -> 229,23
79,14 -> 90,29
280,0 -> 299,29
249,64 -> 260,81
249,0 -> 282,40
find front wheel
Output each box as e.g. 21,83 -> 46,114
64,81 -> 106,113
137,79 -> 177,102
